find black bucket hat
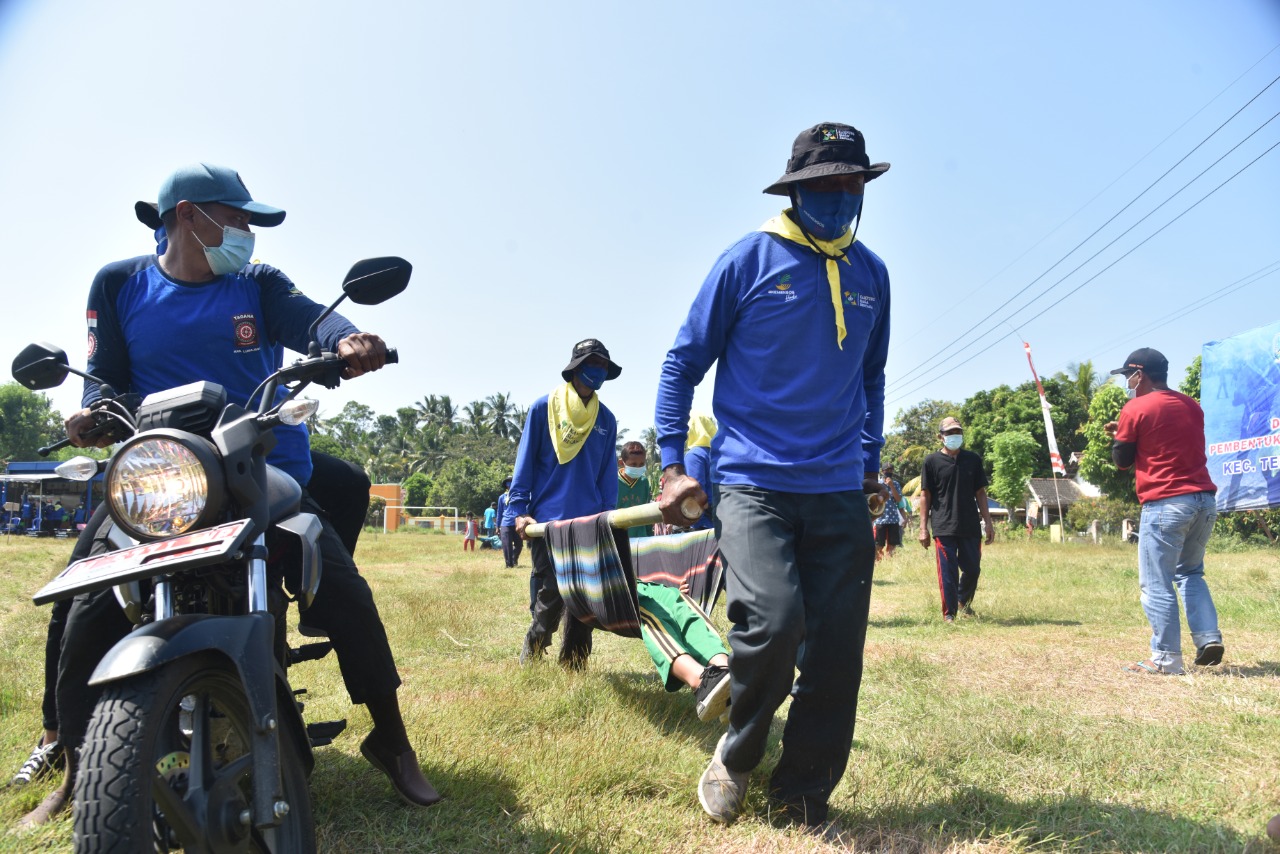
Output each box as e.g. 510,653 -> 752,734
763,122 -> 890,195
561,338 -> 622,383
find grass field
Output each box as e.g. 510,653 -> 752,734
1,529 -> 1278,852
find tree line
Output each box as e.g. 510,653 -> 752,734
1,359 -> 1274,542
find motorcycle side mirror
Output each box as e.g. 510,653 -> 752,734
342,257 -> 412,306
12,342 -> 70,390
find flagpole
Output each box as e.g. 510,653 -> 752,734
1023,342 -> 1069,539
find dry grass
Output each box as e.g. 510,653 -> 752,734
1,530 -> 1279,852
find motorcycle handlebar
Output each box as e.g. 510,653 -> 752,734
37,437 -> 72,457
385,347 -> 398,365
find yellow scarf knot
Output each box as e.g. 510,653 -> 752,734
547,382 -> 600,464
759,211 -> 855,349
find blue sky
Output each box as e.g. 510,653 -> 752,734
1,1 -> 1277,447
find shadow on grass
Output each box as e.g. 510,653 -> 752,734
601,670 -> 726,741
981,616 -> 1082,627
311,747 -> 612,853
869,614 -> 1083,629
847,786 -> 1262,853
869,616 -> 936,628
1218,661 -> 1280,678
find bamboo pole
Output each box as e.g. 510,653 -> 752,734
524,499 -> 699,539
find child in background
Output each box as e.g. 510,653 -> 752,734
463,512 -> 478,551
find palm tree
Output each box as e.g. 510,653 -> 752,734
462,401 -> 491,435
485,392 -> 516,439
508,406 -> 529,443
1061,360 -> 1101,402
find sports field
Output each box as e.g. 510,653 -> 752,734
2,530 -> 1277,852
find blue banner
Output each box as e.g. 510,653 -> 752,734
1202,320 -> 1280,512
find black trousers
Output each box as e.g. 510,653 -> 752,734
523,538 -> 593,665
56,492 -> 400,756
714,486 -> 875,826
308,451 -> 370,557
932,535 -> 982,618
40,514 -> 100,732
499,525 -> 522,568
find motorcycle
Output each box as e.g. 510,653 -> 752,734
12,257 -> 410,853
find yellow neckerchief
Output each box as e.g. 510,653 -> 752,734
685,412 -> 717,450
759,209 -> 855,349
547,381 -> 600,464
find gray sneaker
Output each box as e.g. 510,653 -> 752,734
698,733 -> 747,824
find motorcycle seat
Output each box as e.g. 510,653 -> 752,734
266,465 -> 302,520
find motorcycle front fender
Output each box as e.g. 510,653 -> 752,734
89,612 -> 314,780
275,512 -> 322,608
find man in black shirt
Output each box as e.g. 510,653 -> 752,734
917,417 -> 995,622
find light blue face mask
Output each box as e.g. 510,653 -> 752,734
1125,371 -> 1141,400
943,434 -> 964,451
793,185 -> 864,241
624,465 -> 646,478
193,205 -> 255,275
577,364 -> 608,390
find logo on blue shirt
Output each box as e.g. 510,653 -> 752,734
843,291 -> 876,309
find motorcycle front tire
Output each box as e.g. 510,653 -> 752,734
73,652 -> 315,853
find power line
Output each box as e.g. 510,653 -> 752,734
893,69 -> 1280,389
886,103 -> 1280,403
885,135 -> 1280,407
1048,259 -> 1280,379
895,40 -> 1280,350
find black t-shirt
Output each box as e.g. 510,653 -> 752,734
921,449 -> 988,538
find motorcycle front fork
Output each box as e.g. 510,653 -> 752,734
151,533 -> 271,622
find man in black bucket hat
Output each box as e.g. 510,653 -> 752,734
508,338 -> 622,668
655,122 -> 892,834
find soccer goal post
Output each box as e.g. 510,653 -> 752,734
384,505 -> 458,534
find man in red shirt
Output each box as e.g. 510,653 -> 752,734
1105,347 -> 1224,675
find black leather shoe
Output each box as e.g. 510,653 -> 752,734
360,731 -> 442,807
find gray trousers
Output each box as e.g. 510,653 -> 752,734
715,486 -> 875,825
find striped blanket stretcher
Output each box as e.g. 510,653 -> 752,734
544,516 -> 724,637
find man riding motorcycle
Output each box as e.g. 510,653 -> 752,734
21,162 -> 440,827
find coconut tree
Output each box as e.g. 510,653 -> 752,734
485,392 -> 517,439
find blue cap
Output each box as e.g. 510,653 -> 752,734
157,163 -> 286,227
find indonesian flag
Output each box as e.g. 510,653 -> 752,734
1023,342 -> 1066,476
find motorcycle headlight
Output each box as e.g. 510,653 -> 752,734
106,430 -> 224,540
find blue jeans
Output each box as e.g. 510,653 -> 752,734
1138,491 -> 1221,672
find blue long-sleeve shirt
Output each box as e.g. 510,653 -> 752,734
84,256 -> 358,485
655,229 -> 889,493
683,444 -> 716,530
503,394 -> 619,524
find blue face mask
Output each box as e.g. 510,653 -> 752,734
624,465 -> 646,478
193,205 -> 255,275
577,364 -> 608,390
943,434 -> 964,451
794,186 -> 863,240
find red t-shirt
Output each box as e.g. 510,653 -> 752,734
1114,389 -> 1217,504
